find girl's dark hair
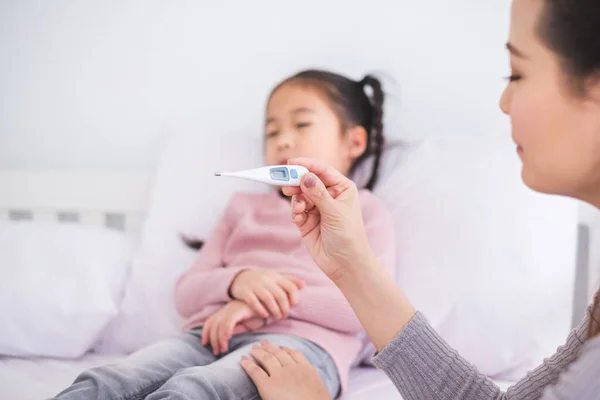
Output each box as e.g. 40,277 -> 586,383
183,70 -> 386,251
537,1 -> 600,338
274,70 -> 386,191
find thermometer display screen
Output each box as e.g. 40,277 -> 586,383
270,168 -> 289,181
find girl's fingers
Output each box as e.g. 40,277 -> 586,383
278,277 -> 300,306
218,321 -> 230,353
201,319 -> 211,346
268,284 -> 290,318
210,320 -> 221,355
247,293 -> 269,318
256,287 -> 282,319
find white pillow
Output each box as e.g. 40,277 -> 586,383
372,134 -> 578,380
99,119 -> 270,353
0,221 -> 135,358
103,120 -> 577,382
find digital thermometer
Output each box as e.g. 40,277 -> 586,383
214,165 -> 309,186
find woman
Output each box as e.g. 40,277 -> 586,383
240,0 -> 600,399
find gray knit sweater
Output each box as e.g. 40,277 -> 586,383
372,311 -> 600,399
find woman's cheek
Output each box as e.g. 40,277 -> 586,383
508,93 -> 530,147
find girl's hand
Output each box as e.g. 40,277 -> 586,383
282,158 -> 375,282
241,341 -> 332,400
201,300 -> 265,355
229,270 -> 305,320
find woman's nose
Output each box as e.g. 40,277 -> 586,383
499,85 -> 510,116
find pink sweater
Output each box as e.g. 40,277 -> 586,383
174,190 -> 395,390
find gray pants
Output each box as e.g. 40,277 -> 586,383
51,330 -> 340,400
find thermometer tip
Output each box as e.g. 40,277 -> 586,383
214,172 -> 221,176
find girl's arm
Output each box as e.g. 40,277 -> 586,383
289,193 -> 396,333
174,195 -> 250,318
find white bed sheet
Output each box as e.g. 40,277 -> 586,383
0,354 -> 514,400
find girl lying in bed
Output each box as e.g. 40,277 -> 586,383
52,69 -> 395,400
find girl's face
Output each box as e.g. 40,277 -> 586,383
264,83 -> 367,176
500,0 -> 600,204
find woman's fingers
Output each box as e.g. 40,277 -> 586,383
261,341 -> 295,366
251,345 -> 282,375
281,346 -> 310,365
292,210 -> 309,227
292,195 -> 310,214
287,157 -> 347,188
240,355 -> 269,386
294,208 -> 321,239
256,287 -> 282,319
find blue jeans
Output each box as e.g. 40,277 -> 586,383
51,330 -> 340,400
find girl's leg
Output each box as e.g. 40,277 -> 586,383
147,334 -> 340,400
51,332 -> 216,400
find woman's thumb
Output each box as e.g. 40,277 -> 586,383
301,173 -> 335,214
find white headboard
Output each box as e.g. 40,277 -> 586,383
0,168 -> 596,328
0,170 -> 153,234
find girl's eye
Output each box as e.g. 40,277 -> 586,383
266,131 -> 278,138
296,122 -> 311,129
506,74 -> 522,82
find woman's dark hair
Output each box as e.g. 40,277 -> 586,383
183,69 -> 386,251
273,70 -> 385,191
538,0 -> 600,92
538,0 -> 600,338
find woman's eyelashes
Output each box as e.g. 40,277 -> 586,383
506,73 -> 522,82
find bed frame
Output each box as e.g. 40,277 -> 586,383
0,170 -> 152,234
0,168 -> 597,328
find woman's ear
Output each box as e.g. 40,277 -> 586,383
346,125 -> 368,160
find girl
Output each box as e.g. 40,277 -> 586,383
52,69 -> 395,400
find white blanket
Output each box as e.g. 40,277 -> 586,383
0,354 -> 514,400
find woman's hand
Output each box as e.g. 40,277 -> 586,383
241,341 -> 332,400
229,270 -> 305,320
201,300 -> 265,355
283,158 -> 375,281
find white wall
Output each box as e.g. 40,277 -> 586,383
1,0 -> 511,169
1,1 -> 599,295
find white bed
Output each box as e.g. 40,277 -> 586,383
0,354 -> 515,400
0,147 -> 586,399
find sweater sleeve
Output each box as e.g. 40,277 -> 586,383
174,195 -> 250,318
372,310 -> 590,400
289,191 -> 396,334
